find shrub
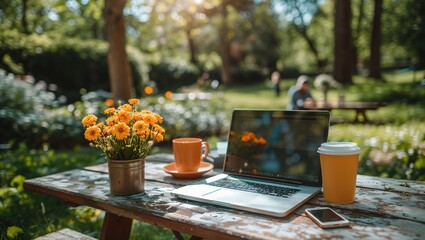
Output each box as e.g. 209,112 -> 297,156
139,96 -> 230,141
148,60 -> 201,92
0,70 -> 83,148
329,123 -> 425,180
0,30 -> 148,103
0,144 -> 103,239
232,68 -> 265,85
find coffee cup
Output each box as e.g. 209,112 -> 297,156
173,138 -> 209,172
317,142 -> 360,204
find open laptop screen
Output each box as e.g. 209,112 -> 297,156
223,109 -> 330,186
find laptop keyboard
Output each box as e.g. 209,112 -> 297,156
208,178 -> 300,198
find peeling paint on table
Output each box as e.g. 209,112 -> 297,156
24,156 -> 425,240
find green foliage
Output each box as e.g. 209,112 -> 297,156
148,61 -> 200,92
140,96 -> 230,141
329,123 -> 425,180
0,144 -> 104,239
0,70 -> 84,148
0,30 -> 148,103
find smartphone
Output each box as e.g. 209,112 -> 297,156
305,207 -> 350,229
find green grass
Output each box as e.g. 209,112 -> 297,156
218,71 -> 425,123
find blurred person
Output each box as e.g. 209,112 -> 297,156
271,71 -> 281,97
287,75 -> 316,110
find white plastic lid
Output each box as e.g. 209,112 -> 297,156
317,142 -> 360,155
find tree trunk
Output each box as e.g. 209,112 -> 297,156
334,0 -> 353,84
186,28 -> 198,65
219,4 -> 232,86
104,0 -> 133,101
22,0 -> 29,34
369,0 -> 383,79
352,0 -> 365,74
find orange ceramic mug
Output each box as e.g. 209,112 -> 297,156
317,142 -> 360,204
173,138 -> 209,172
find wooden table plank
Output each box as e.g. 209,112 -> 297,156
24,164 -> 425,240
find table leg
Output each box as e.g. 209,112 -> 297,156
354,110 -> 368,124
172,230 -> 203,240
100,212 -> 133,240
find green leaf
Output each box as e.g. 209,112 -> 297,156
10,175 -> 26,192
7,226 -> 23,239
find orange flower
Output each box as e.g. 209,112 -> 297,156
118,111 -> 131,124
113,122 -> 130,140
119,104 -> 132,112
165,91 -> 173,99
155,133 -> 164,142
82,114 -> 97,127
128,98 -> 140,105
144,86 -> 153,95
105,98 -> 114,107
106,115 -> 118,126
143,114 -> 157,125
153,113 -> 163,123
133,121 -> 149,135
153,124 -> 165,134
81,100 -> 165,160
104,108 -> 116,115
241,135 -> 250,142
133,112 -> 143,121
84,126 -> 101,141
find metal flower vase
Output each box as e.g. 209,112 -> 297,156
107,158 -> 145,196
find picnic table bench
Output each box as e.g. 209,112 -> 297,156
24,153 -> 425,240
305,102 -> 387,124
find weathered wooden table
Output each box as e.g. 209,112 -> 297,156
24,154 -> 425,240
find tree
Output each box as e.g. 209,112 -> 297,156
105,0 -> 133,101
203,0 -> 253,85
333,0 -> 353,84
368,0 -> 382,79
386,0 -> 425,69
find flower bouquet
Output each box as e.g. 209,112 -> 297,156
82,98 -> 165,195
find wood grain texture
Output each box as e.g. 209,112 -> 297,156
25,156 -> 425,240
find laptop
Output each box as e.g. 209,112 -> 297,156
172,109 -> 330,217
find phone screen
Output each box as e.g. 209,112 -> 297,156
308,208 -> 344,222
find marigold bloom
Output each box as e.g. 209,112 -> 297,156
155,133 -> 164,142
106,115 -> 118,126
105,98 -> 114,107
142,110 -> 153,114
128,98 -> 140,105
84,126 -> 101,141
153,124 -> 165,134
103,126 -> 113,135
153,113 -> 163,123
118,111 -> 131,124
143,114 -> 157,125
113,122 -> 130,140
165,91 -> 173,99
133,121 -> 149,135
82,114 -> 97,127
133,112 -> 143,121
120,104 -> 132,112
144,86 -> 153,95
104,108 -> 116,115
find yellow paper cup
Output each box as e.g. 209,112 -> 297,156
318,142 -> 360,204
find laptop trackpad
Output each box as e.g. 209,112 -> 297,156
203,189 -> 255,204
